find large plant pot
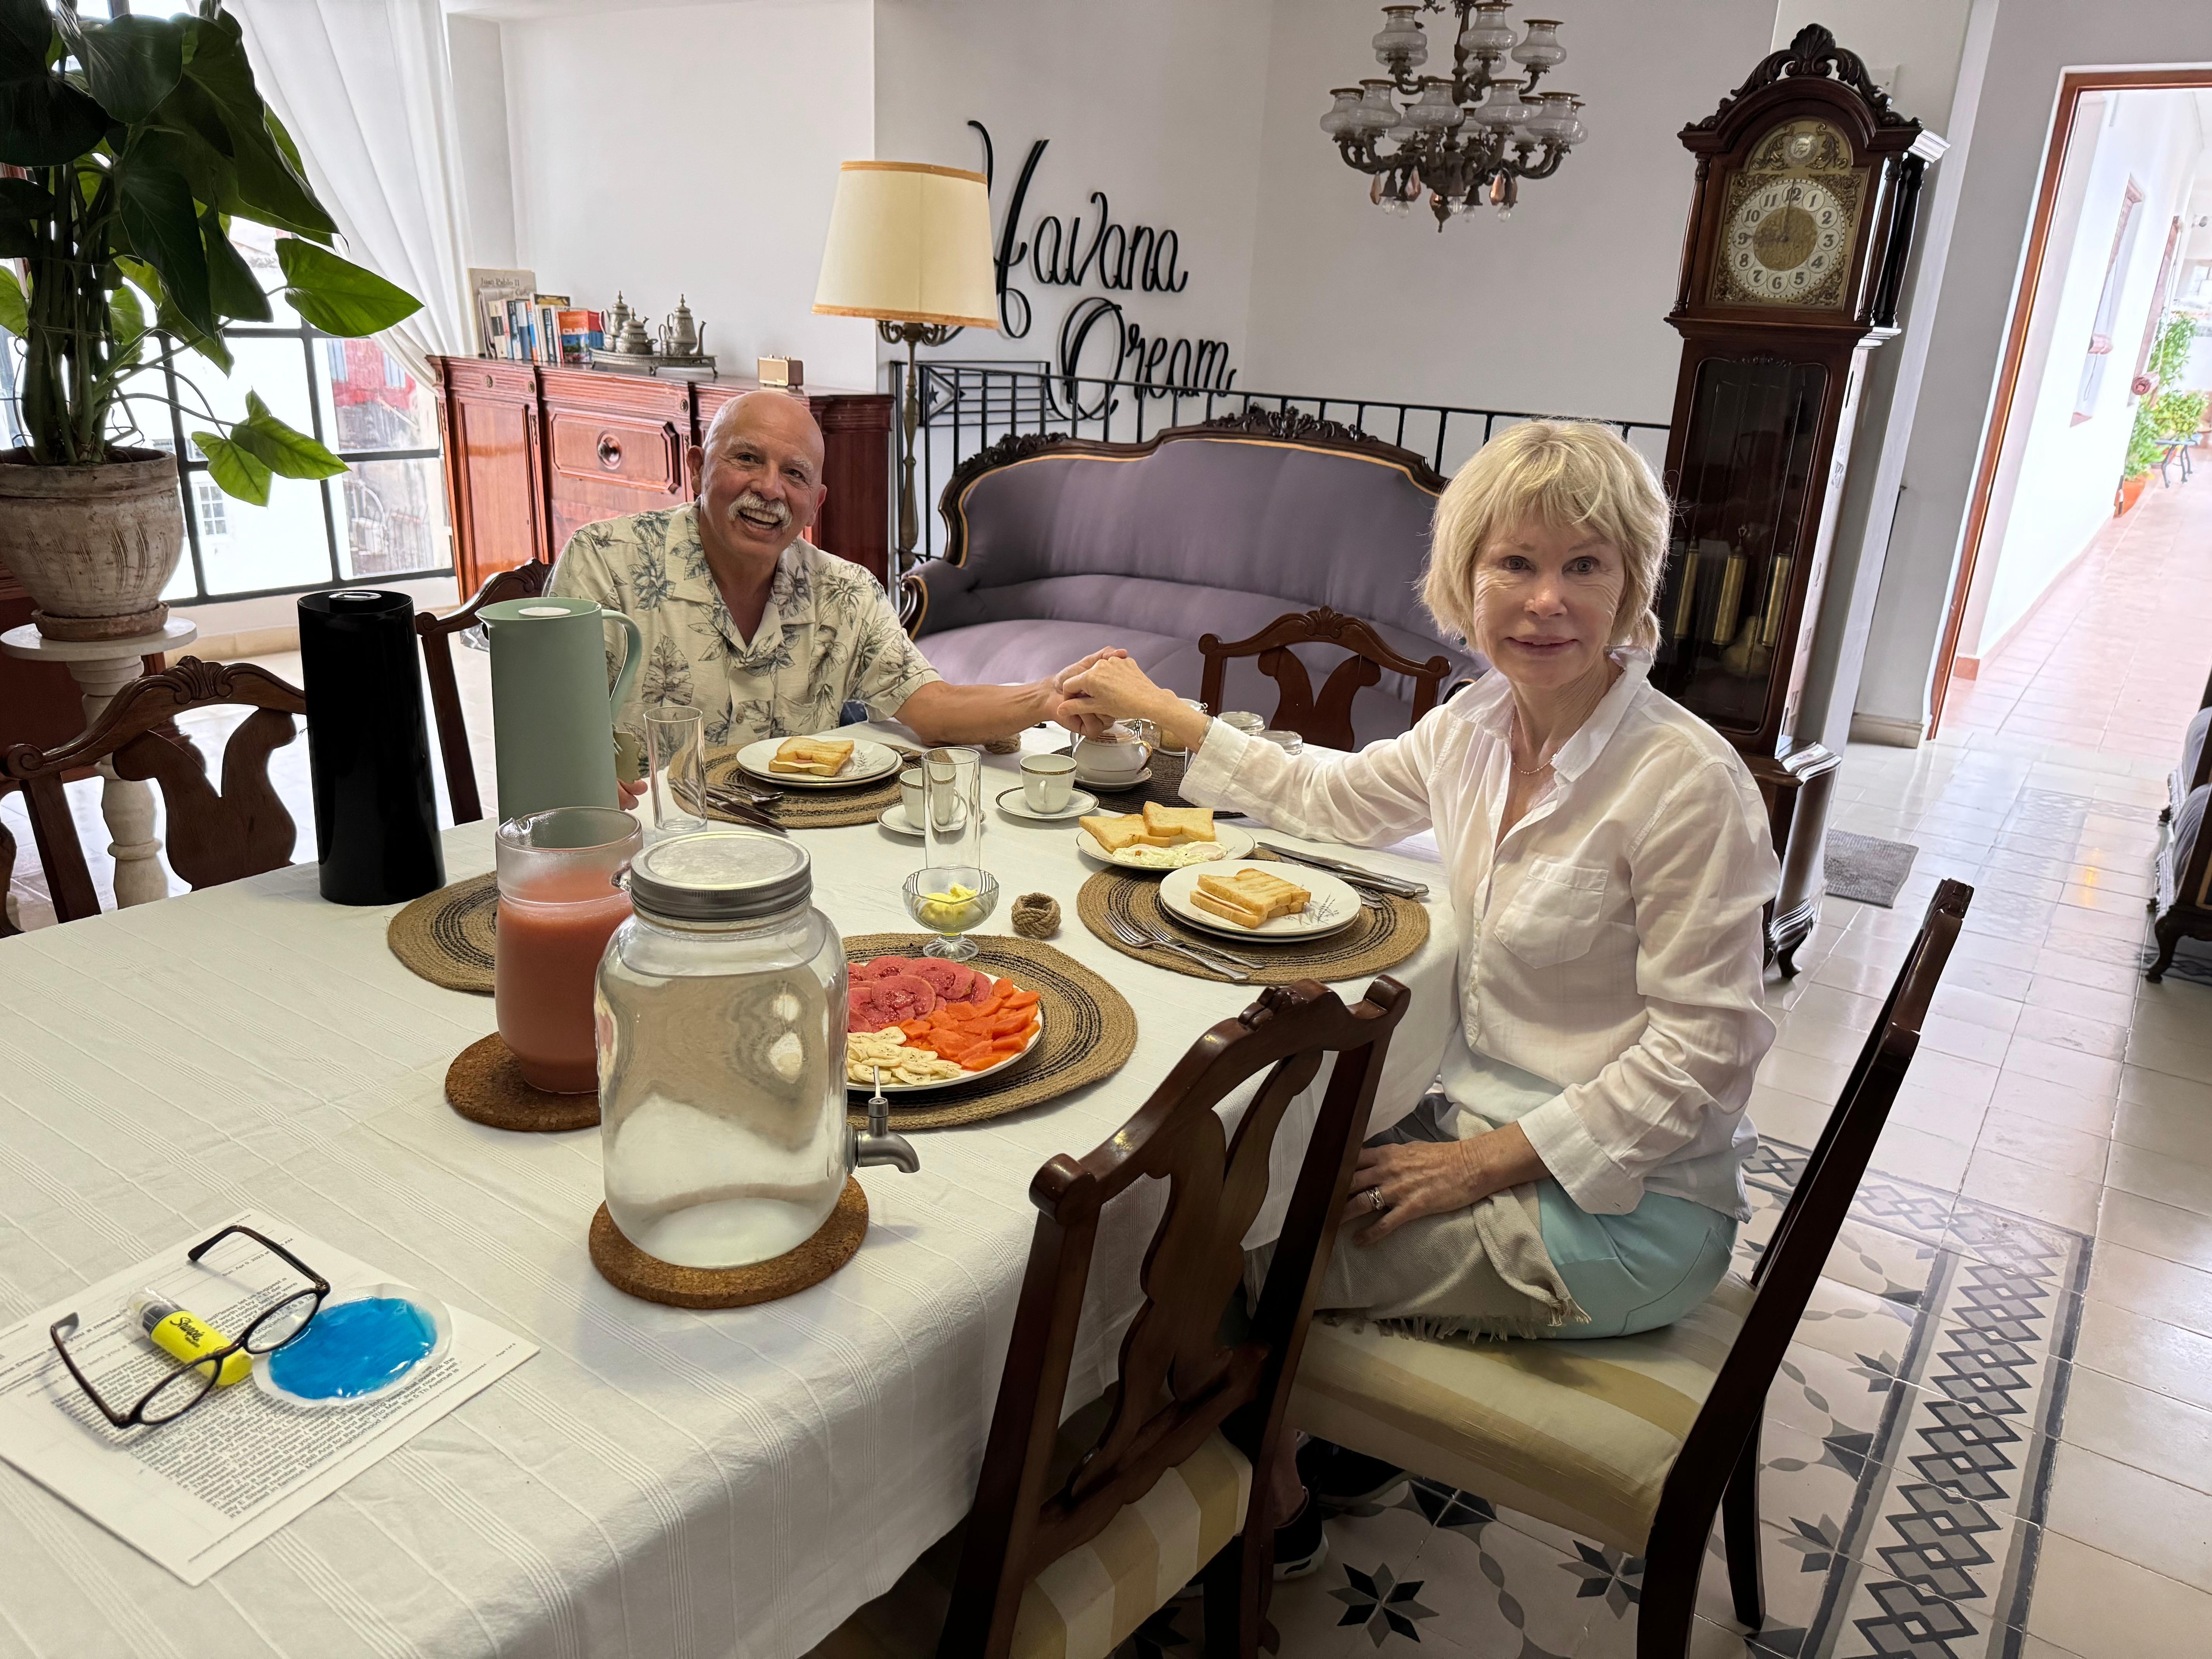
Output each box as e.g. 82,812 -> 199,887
0,446 -> 185,641
2116,472 -> 2151,518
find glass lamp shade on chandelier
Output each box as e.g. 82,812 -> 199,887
1320,1 -> 1586,229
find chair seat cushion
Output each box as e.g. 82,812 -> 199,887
1012,1430 -> 1252,1659
1286,1275 -> 1755,1555
2165,783 -> 2208,910
2181,706 -> 2210,801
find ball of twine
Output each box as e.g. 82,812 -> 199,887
1011,893 -> 1060,938
982,734 -> 1024,755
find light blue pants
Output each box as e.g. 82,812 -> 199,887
1381,1094 -> 1737,1340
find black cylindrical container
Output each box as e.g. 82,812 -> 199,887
298,589 -> 446,904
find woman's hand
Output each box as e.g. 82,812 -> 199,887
1056,654 -> 1206,749
1344,1122 -> 1546,1244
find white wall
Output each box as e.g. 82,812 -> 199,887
1238,0 -> 1772,431
448,15 -> 518,269
872,0 -> 1271,385
1958,89 -> 2206,661
495,0 -> 878,390
1853,0 -> 2212,740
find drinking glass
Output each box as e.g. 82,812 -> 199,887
645,704 -> 708,841
495,806 -> 641,1092
911,746 -> 992,959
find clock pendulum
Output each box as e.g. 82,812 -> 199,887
1654,26 -> 1947,974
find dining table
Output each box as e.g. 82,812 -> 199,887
0,724 -> 1458,1659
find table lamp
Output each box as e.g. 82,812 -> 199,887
813,161 -> 998,581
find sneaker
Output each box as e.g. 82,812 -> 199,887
1299,1440 -> 1408,1513
1273,1492 -> 1329,1581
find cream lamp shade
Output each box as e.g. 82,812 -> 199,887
813,161 -> 1000,331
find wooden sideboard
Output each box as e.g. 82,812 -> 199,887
433,359 -> 893,591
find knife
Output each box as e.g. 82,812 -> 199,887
1256,842 -> 1430,899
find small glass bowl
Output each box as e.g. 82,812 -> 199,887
903,867 -> 1000,960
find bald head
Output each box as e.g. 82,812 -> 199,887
691,389 -> 829,572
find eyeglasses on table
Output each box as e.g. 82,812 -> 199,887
48,1224 -> 331,1430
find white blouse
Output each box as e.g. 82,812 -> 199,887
1180,654 -> 1779,1220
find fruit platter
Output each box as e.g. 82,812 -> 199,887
844,954 -> 1045,1092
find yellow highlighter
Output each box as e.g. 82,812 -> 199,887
127,1290 -> 253,1386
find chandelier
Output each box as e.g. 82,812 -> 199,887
1320,2 -> 1584,229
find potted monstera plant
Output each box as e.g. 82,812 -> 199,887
0,0 -> 420,640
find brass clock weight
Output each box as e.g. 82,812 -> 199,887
1655,26 -> 1946,972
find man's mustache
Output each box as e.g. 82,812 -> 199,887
728,491 -> 791,526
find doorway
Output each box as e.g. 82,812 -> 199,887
1931,72 -> 2212,757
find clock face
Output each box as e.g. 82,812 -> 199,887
1710,119 -> 1866,311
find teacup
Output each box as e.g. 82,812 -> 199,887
1021,753 -> 1077,814
1074,722 -> 1155,782
899,766 -> 926,831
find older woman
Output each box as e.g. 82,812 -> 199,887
1056,421 -> 1779,1575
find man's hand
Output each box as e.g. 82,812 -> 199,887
1342,1123 -> 1548,1245
617,776 -> 645,808
1048,647 -> 1129,737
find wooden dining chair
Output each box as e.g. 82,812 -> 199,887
0,657 -> 308,925
817,976 -> 1412,1659
415,559 -> 552,824
1283,879 -> 1973,1659
1198,607 -> 1453,751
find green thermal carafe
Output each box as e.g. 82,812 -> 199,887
481,596 -> 644,820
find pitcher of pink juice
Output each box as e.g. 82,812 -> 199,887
495,806 -> 643,1093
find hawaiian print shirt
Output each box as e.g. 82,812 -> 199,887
549,504 -> 940,753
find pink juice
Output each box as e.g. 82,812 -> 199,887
495,868 -> 634,1093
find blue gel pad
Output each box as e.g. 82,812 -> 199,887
265,1297 -> 437,1401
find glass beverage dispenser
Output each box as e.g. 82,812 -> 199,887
595,830 -> 916,1270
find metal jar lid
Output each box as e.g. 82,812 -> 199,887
626,830 -> 811,924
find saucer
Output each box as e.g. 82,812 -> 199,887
995,785 -> 1098,823
1075,766 -> 1153,791
878,805 -> 923,837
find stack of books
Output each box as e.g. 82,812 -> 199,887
487,294 -> 605,365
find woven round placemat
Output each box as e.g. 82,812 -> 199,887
841,933 -> 1135,1129
1075,868 -> 1429,985
389,873 -> 498,994
445,1032 -> 600,1131
705,746 -> 906,829
588,1179 -> 867,1308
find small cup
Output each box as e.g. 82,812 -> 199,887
1021,752 -> 1077,814
1259,729 -> 1306,755
899,765 -> 926,831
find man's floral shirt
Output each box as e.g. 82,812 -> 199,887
549,504 -> 938,755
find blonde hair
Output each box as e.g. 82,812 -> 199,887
1421,421 -> 1670,653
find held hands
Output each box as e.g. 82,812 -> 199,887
1343,1122 -> 1544,1244
1056,651 -> 1209,748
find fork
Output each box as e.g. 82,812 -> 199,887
1103,910 -> 1251,980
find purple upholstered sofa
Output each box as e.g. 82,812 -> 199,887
899,411 -> 1483,747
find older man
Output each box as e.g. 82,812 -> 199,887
550,390 -> 1098,755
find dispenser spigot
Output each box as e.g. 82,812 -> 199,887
852,1066 -> 921,1174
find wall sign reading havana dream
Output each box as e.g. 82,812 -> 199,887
970,122 -> 1237,398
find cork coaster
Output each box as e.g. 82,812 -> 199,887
840,933 -> 1136,1129
388,872 -> 498,994
704,746 -> 904,829
1075,864 -> 1429,985
588,1179 -> 868,1308
444,1032 -> 600,1131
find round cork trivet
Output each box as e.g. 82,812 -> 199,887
388,873 -> 498,994
445,1033 -> 600,1131
588,1179 -> 868,1308
1075,865 -> 1429,986
840,933 -> 1135,1130
704,746 -> 904,829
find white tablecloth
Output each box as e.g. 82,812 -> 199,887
0,729 -> 1455,1659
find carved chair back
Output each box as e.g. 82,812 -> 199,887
941,977 -> 1412,1658
416,560 -> 553,823
1199,607 -> 1454,751
0,658 -> 308,924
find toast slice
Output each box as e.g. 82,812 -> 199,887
1192,867 -> 1310,928
1080,812 -> 1160,853
769,736 -> 856,776
1143,802 -> 1216,842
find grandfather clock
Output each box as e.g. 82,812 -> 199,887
1655,26 -> 1945,972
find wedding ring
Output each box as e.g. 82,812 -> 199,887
1367,1188 -> 1386,1214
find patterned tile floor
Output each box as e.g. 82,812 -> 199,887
4,615 -> 2210,1659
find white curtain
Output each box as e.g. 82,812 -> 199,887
229,0 -> 475,386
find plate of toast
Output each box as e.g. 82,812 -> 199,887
1075,803 -> 1255,869
735,735 -> 901,789
1159,860 -> 1361,939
